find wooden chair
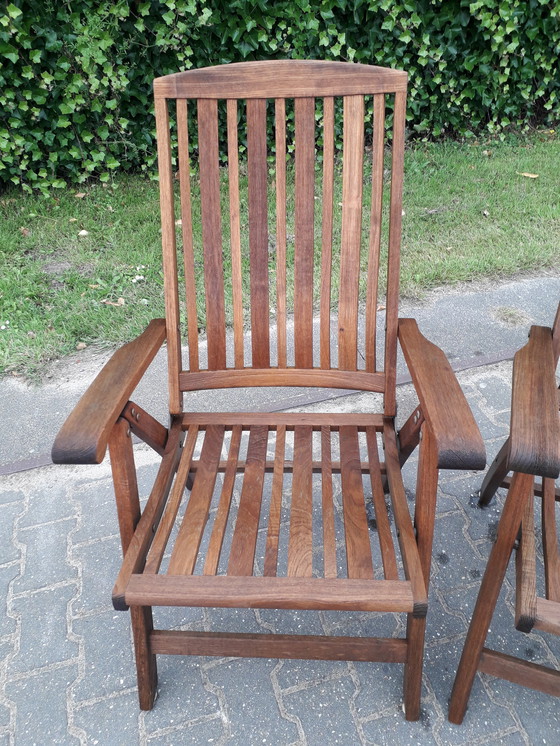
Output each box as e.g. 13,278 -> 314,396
52,60 -> 485,720
449,303 -> 560,724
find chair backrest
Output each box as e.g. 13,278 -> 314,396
153,60 -> 407,417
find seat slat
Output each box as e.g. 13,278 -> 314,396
226,100 -> 245,369
338,95 -> 365,371
168,425 -> 225,575
247,98 -> 270,368
287,426 -> 313,577
294,97 -> 315,369
198,98 -> 226,370
203,425 -> 242,575
275,99 -> 288,368
321,426 -> 338,579
366,426 -> 398,579
227,425 -> 268,575
264,425 -> 286,576
320,96 -> 335,370
144,425 -> 199,575
365,94 -> 385,373
177,98 -> 199,372
542,476 -> 560,602
339,426 -> 374,579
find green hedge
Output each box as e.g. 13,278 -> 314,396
1,0 -> 558,191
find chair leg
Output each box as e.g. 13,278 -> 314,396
401,425 -> 437,721
403,614 -> 426,720
479,439 -> 510,507
131,605 -> 158,710
448,470 -> 534,724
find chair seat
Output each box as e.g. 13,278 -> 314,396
116,412 -> 423,617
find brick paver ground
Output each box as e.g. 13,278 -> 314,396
1,360 -> 559,745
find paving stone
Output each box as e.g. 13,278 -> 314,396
71,536 -> 121,616
12,519 -> 77,594
71,477 -> 120,544
0,490 -> 24,507
361,703 -> 440,745
486,678 -> 560,745
72,691 -> 141,745
17,479 -> 72,528
71,610 -> 136,702
281,672 -> 358,745
0,563 -> 20,636
7,664 -> 80,745
146,716 -> 225,745
205,657 -> 300,744
0,504 -> 22,566
141,656 -> 221,735
9,584 -> 79,675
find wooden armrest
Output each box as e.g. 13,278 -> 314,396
52,319 -> 167,465
398,318 -> 486,471
508,325 -> 560,478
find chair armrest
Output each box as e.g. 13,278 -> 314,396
52,319 -> 167,465
508,325 -> 560,478
398,318 -> 486,471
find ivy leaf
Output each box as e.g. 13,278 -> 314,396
6,4 -> 23,19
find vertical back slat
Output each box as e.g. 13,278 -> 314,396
320,97 -> 335,370
247,99 -> 270,368
275,99 -> 288,368
338,95 -> 365,371
198,99 -> 226,370
155,97 -> 182,411
227,100 -> 245,369
294,97 -> 315,369
384,89 -> 406,415
287,425 -> 313,576
177,99 -> 199,372
365,94 -> 385,373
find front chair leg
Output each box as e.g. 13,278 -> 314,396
448,470 -> 534,724
108,419 -> 157,708
131,606 -> 158,710
403,614 -> 426,721
414,424 -> 438,583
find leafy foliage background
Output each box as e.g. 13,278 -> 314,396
1,0 -> 558,191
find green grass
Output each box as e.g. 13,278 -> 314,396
0,131 -> 558,377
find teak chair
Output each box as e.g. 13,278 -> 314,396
52,60 -> 485,720
449,303 -> 560,723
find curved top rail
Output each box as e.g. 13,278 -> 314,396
153,60 -> 407,99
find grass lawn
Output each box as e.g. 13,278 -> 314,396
1,131 -> 559,378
